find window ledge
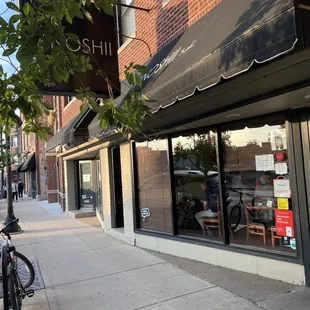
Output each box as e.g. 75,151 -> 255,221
118,33 -> 136,55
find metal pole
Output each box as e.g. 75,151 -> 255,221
2,135 -> 21,233
115,3 -> 151,13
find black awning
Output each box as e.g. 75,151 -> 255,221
45,120 -> 74,152
16,163 -> 24,173
20,153 -> 35,172
139,0 -> 297,112
88,114 -> 116,139
45,108 -> 95,152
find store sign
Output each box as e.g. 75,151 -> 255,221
275,210 -> 294,237
141,40 -> 197,82
141,208 -> 151,221
19,1 -> 120,98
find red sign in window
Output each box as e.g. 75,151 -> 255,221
275,210 -> 294,237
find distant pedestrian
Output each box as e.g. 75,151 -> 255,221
12,180 -> 18,202
18,179 -> 24,199
2,184 -> 7,199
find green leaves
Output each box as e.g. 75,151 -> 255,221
2,48 -> 17,57
5,2 -> 20,12
0,17 -> 8,27
83,9 -> 93,23
0,0 -> 153,139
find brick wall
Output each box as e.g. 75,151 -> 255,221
62,97 -> 83,127
118,0 -> 222,78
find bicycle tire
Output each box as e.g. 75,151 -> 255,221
2,243 -> 9,310
14,252 -> 35,289
229,204 -> 241,231
8,273 -> 21,310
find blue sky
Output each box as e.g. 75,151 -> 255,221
0,1 -> 18,76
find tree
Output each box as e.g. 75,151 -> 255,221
174,132 -> 232,178
0,0 -> 152,139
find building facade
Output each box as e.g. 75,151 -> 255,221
44,0 -> 310,286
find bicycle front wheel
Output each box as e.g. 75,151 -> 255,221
229,204 -> 241,231
14,252 -> 35,289
8,273 -> 21,310
2,244 -> 9,310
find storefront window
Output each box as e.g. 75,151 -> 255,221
136,139 -> 173,233
222,119 -> 296,255
172,130 -> 223,241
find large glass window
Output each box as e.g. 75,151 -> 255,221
172,130 -> 224,241
136,139 -> 172,233
223,119 -> 296,255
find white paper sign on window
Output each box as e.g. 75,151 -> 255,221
270,129 -> 287,151
275,163 -> 288,175
255,154 -> 274,171
83,174 -> 91,182
274,179 -> 291,198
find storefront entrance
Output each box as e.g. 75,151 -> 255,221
79,160 -> 94,209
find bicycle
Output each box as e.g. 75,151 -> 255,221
228,188 -> 256,232
1,219 -> 35,310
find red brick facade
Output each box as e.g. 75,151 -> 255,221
44,0 -> 223,209
45,96 -> 83,207
62,98 -> 83,127
118,0 -> 222,78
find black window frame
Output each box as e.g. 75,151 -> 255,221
132,111 -> 305,265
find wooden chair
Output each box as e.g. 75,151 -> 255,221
270,226 -> 282,246
202,199 -> 233,238
202,199 -> 221,237
241,201 -> 267,245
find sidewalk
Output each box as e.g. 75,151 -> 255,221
0,198 -> 309,310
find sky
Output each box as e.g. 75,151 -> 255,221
0,1 -> 19,76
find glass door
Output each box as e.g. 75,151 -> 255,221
79,160 -> 93,209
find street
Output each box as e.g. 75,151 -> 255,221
0,198 -> 309,310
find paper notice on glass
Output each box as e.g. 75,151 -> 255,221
274,179 -> 291,198
83,174 -> 91,182
286,226 -> 293,237
270,129 -> 287,151
275,163 -> 288,175
277,198 -> 289,210
255,154 -> 275,171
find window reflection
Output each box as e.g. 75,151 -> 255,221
172,131 -> 224,240
223,121 -> 296,255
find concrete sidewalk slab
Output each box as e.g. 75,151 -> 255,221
32,234 -> 92,259
96,244 -> 165,272
45,274 -> 157,310
39,249 -> 120,287
73,230 -> 125,250
258,287 -> 310,310
122,263 -> 215,303
139,287 -> 262,310
1,198 -> 308,310
151,251 -> 296,303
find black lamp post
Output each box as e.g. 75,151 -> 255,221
2,135 -> 21,233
